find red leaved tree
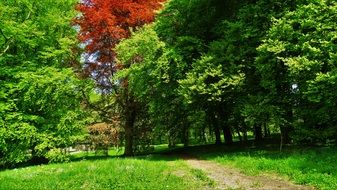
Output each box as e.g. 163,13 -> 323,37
74,0 -> 164,156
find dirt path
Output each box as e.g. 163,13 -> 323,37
182,155 -> 315,190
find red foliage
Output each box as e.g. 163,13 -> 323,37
74,0 -> 165,64
88,122 -> 121,155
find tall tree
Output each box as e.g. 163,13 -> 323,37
115,25 -> 192,148
74,0 -> 164,156
153,0 -> 242,145
74,0 -> 164,90
0,0 -> 90,166
257,0 -> 337,143
210,0 -> 300,143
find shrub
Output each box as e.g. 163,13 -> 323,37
88,122 -> 121,156
45,148 -> 70,163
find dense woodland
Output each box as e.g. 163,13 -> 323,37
1,0 -> 337,167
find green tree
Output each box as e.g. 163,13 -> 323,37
212,0 -> 301,143
0,0 -> 90,166
179,54 -> 244,144
116,25 -> 191,148
257,0 -> 337,143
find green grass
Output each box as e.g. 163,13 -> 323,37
190,144 -> 337,190
0,155 -> 208,190
69,148 -> 124,161
69,144 -> 183,161
3,141 -> 336,190
190,168 -> 215,187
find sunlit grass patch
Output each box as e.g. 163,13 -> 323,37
0,155 -> 205,190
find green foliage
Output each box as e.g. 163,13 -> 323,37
114,0 -> 337,147
45,148 -> 70,163
209,0 -> 305,137
0,0 -> 91,166
116,0 -> 337,146
3,0 -> 337,169
0,0 -> 78,67
257,0 -> 337,142
116,25 -> 168,100
116,25 -> 191,146
156,0 -> 242,44
0,123 -> 37,166
179,55 -> 244,104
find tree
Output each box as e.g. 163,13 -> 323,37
0,0 -> 90,166
210,0 -> 301,143
257,0 -> 337,143
179,55 -> 244,144
74,0 -> 164,90
149,0 -> 304,145
75,0 -> 165,156
152,0 -> 242,145
116,25 -> 192,148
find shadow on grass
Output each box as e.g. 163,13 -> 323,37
3,139 -> 337,174
69,139 -> 336,164
68,146 -> 185,163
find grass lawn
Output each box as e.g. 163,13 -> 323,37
189,144 -> 337,190
0,155 -> 211,190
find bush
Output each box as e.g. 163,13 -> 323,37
45,148 -> 70,163
88,122 -> 121,156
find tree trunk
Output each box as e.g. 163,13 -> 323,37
209,125 -> 213,142
158,134 -> 162,144
236,127 -> 242,142
214,124 -> 221,145
168,130 -> 176,148
124,123 -> 134,156
283,108 -> 294,144
199,127 -> 206,143
124,99 -> 137,156
280,122 -> 284,152
222,125 -> 233,144
242,122 -> 248,142
210,113 -> 221,145
263,123 -> 269,138
207,110 -> 221,144
194,129 -> 198,143
254,125 -> 263,143
168,136 -> 173,148
243,130 -> 248,141
280,126 -> 291,144
182,124 -> 189,147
